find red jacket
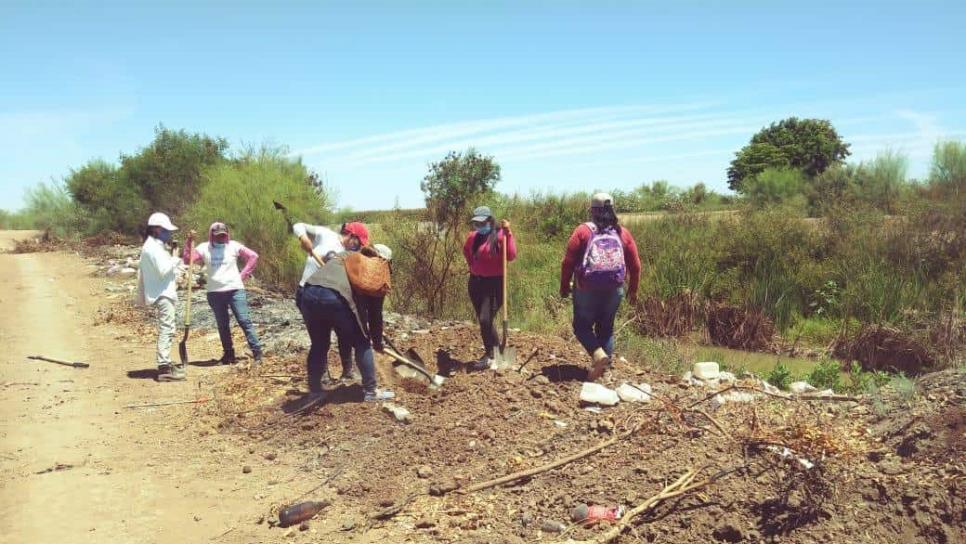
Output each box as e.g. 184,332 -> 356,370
560,224 -> 641,296
463,229 -> 517,277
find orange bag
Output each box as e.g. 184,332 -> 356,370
344,250 -> 391,297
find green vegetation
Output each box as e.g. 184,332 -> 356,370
766,361 -> 793,390
3,119 -> 962,380
182,146 -> 332,289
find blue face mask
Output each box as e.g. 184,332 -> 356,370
157,229 -> 172,242
476,225 -> 492,236
212,242 -> 226,249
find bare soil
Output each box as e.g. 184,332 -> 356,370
2,235 -> 962,543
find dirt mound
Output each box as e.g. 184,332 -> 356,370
834,324 -> 934,375
190,320 -> 963,543
706,304 -> 775,351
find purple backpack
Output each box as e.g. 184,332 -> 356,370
579,223 -> 626,289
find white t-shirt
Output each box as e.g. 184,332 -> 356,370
293,223 -> 344,286
138,236 -> 182,305
196,240 -> 248,292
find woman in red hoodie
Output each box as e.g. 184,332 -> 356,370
462,205 -> 517,371
560,193 -> 641,381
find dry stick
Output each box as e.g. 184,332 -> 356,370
460,425 -> 640,494
560,469 -> 714,544
125,397 -> 211,409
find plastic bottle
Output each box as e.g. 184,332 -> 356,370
571,503 -> 624,523
278,500 -> 329,527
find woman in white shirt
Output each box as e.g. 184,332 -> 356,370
138,212 -> 185,381
184,222 -> 263,365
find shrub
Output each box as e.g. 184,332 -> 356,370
766,361 -> 793,390
65,159 -> 146,234
741,168 -> 807,208
805,359 -> 842,391
929,140 -> 966,198
183,147 -> 331,289
16,183 -> 90,239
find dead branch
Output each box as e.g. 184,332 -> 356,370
556,468 -> 714,544
125,398 -> 210,409
460,424 -> 641,494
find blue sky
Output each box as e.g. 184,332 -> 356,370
1,0 -> 964,211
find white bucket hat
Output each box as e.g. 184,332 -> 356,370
373,243 -> 393,261
147,212 -> 178,231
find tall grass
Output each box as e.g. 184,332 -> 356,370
184,147 -> 332,289
7,183 -> 90,238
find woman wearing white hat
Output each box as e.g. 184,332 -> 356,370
137,212 -> 186,381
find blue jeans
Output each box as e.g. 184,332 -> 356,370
206,289 -> 262,356
299,285 -> 376,393
572,288 -> 624,357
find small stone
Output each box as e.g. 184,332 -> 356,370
416,465 -> 434,479
597,419 -> 615,434
415,517 -> 436,528
342,518 -> 356,531
535,375 -> 551,385
256,515 -> 265,525
299,522 -> 309,531
264,452 -> 277,460
283,528 -> 296,538
193,515 -> 202,522
540,520 -> 567,533
242,465 -> 252,474
429,479 -> 459,496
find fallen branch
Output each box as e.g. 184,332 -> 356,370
125,397 -> 210,409
557,468 -> 713,544
515,347 -> 540,373
460,424 -> 641,494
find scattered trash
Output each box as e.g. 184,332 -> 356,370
692,361 -> 720,380
767,445 -> 816,470
717,371 -> 737,383
583,406 -> 603,414
616,382 -> 652,403
553,420 -> 568,428
789,381 -> 817,394
579,382 -> 620,406
278,500 -> 330,528
571,503 -> 625,522
382,402 -> 412,424
711,390 -> 761,409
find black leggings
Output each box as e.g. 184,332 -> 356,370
468,275 -> 504,358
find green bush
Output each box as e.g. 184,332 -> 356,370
183,147 -> 331,289
929,140 -> 966,198
14,183 -> 90,238
65,159 -> 146,234
741,168 -> 808,208
766,361 -> 793,390
805,359 -> 842,391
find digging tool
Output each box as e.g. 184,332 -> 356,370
492,226 -> 516,369
273,200 -> 294,231
381,335 -> 445,387
178,235 -> 194,366
276,200 -> 325,268
27,355 -> 90,369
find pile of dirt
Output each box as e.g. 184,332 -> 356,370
80,245 -> 963,543
188,318 -> 963,543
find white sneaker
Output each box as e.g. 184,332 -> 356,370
364,389 -> 396,402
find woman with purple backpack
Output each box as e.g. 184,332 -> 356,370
560,193 -> 641,381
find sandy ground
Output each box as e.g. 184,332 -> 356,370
0,232 -> 259,543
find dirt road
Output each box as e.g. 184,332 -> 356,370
0,233 -> 257,543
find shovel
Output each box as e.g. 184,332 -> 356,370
492,226 -> 516,370
382,336 -> 445,387
273,200 -> 294,231
178,236 -> 194,366
27,355 -> 90,369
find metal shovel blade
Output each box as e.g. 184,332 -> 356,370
491,346 -> 517,370
383,347 -> 444,387
178,328 -> 189,366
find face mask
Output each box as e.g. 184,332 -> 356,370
157,229 -> 172,242
476,225 -> 492,236
212,242 -> 226,249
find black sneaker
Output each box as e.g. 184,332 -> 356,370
252,351 -> 263,366
219,349 -> 237,365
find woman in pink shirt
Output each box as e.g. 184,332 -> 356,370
462,206 -> 517,371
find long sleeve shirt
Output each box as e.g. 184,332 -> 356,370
463,229 -> 517,277
560,224 -> 641,295
138,236 -> 182,304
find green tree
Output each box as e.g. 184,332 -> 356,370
184,146 -> 331,289
65,159 -> 147,233
728,117 -> 850,191
120,125 -> 228,217
420,148 -> 501,227
929,140 -> 966,198
741,168 -> 806,207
